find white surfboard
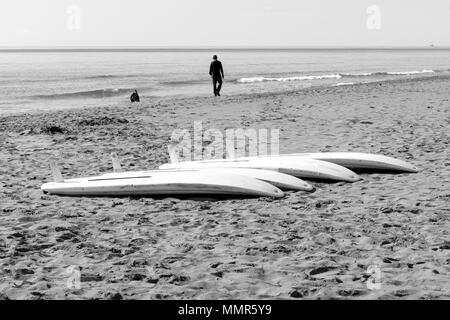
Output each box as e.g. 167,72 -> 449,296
94,168 -> 314,192
163,146 -> 314,190
160,157 -> 361,182
264,152 -> 419,173
41,169 -> 284,198
202,168 -> 314,191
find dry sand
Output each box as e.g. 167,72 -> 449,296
0,75 -> 449,300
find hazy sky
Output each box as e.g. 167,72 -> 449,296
1,0 -> 449,47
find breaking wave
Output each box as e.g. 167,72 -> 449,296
341,70 -> 435,77
335,82 -> 355,86
238,69 -> 438,83
386,69 -> 435,75
32,88 -> 132,100
237,74 -> 342,83
83,74 -> 150,80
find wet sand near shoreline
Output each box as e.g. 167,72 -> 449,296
0,75 -> 449,300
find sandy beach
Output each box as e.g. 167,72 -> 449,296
0,74 -> 449,300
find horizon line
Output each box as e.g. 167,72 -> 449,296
0,45 -> 448,52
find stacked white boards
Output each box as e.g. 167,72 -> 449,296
41,151 -> 419,199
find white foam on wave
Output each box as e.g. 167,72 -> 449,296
340,72 -> 373,77
335,82 -> 355,86
386,69 -> 434,75
339,70 -> 436,77
237,74 -> 342,83
236,69 -> 438,85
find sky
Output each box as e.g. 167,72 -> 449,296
0,0 -> 449,47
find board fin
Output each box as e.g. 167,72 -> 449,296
167,144 -> 179,164
50,161 -> 64,182
111,153 -> 122,173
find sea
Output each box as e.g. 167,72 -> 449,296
1,48 -> 449,115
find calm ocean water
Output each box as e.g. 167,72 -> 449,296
0,48 -> 449,114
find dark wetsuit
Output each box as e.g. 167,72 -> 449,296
209,60 -> 224,96
130,90 -> 140,103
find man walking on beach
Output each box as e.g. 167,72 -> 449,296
209,55 -> 224,96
